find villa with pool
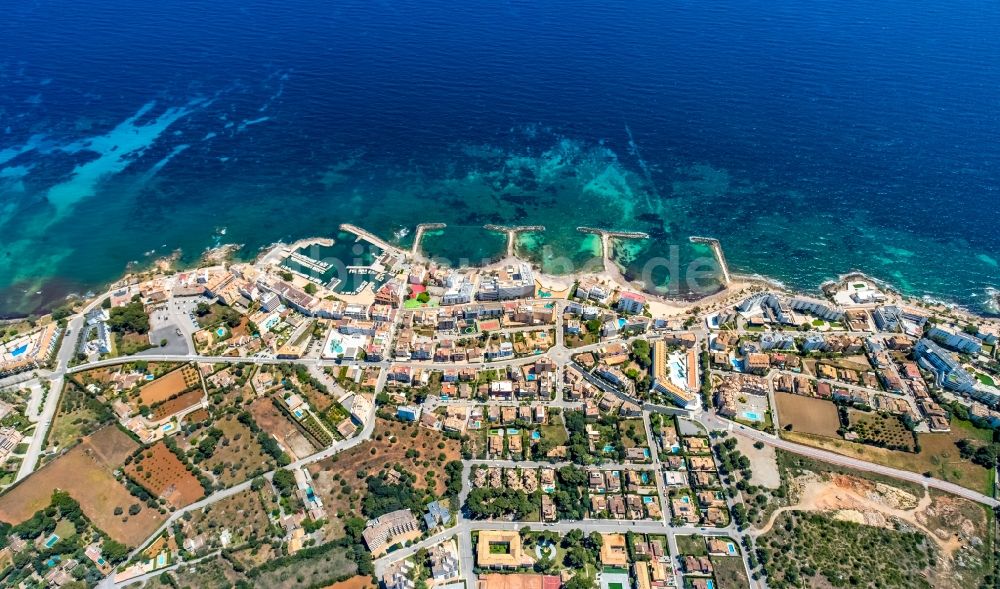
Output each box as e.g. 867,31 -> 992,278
0,323 -> 61,377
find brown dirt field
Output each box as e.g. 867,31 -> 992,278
87,426 -> 139,465
138,365 -> 200,406
249,398 -> 317,460
307,418 -> 461,538
774,392 -> 841,437
323,576 -> 375,589
185,408 -> 211,424
151,389 -> 204,421
125,442 -> 205,508
0,427 -> 164,546
202,415 -> 275,487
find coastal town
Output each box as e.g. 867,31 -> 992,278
0,222 -> 998,589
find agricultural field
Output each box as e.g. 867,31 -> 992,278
137,364 -> 200,407
151,389 -> 204,421
307,418 -> 461,537
774,393 -> 840,437
125,441 -> 205,508
199,414 -> 276,486
46,379 -> 115,451
249,397 -> 318,460
0,426 -> 164,546
782,417 -> 994,494
712,555 -> 751,589
847,409 -> 915,451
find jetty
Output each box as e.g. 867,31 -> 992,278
412,223 -> 446,260
287,251 -> 331,274
690,236 -> 732,286
577,227 -> 649,275
340,223 -> 393,253
484,224 -> 545,257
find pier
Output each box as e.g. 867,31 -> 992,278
690,236 -> 732,286
412,223 -> 446,260
287,252 -> 331,273
483,224 -> 545,257
340,223 -> 393,253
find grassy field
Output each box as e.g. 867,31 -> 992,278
760,511 -> 934,589
675,534 -> 707,556
774,393 -> 840,437
712,555 -> 751,589
782,417 -> 994,494
847,409 -> 915,451
47,380 -> 114,450
619,419 -> 647,449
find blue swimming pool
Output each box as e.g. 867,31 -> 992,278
531,431 -> 541,440
216,327 -> 226,337
507,428 -> 520,435
10,343 -> 29,358
44,533 -> 59,548
642,496 -> 654,504
741,411 -> 763,422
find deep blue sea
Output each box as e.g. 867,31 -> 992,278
2,0 -> 999,316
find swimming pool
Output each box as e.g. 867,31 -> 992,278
44,533 -> 59,548
216,326 -> 226,337
507,428 -> 520,435
603,443 -> 615,453
293,408 -> 305,419
642,496 -> 654,504
531,431 -> 541,440
680,496 -> 691,504
10,343 -> 28,358
162,423 -> 174,433
741,411 -> 763,422
145,374 -> 155,381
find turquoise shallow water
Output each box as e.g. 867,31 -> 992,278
1,0 -> 999,316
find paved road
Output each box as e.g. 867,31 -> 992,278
15,313 -> 84,482
702,413 -> 1000,507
